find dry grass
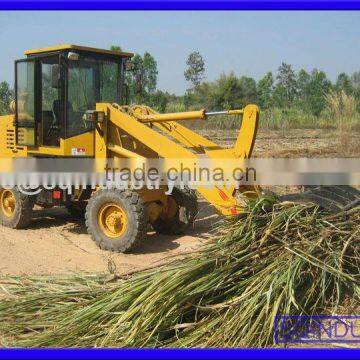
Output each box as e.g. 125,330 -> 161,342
325,91 -> 359,130
325,91 -> 359,155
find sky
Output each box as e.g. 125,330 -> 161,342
0,11 -> 359,94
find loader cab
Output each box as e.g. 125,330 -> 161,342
14,45 -> 133,154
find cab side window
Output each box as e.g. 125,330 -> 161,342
15,59 -> 36,146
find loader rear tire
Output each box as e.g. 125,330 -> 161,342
85,189 -> 148,253
0,187 -> 34,229
152,187 -> 198,235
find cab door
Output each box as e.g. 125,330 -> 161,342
15,59 -> 36,146
40,56 -> 63,147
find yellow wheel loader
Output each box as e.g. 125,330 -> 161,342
0,44 -> 261,252
0,45 -> 358,252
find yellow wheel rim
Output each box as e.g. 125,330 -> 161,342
0,189 -> 16,218
98,203 -> 127,238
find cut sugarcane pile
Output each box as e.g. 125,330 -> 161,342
0,198 -> 359,348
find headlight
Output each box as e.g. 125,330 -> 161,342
85,110 -> 105,123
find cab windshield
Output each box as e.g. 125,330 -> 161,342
67,57 -> 122,137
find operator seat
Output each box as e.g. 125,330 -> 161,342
49,100 -> 73,137
52,100 -> 73,124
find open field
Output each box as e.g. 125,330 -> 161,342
0,128 -> 358,277
201,128 -> 360,157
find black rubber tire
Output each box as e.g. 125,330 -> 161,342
0,187 -> 34,229
152,187 -> 198,235
85,189 -> 148,253
66,201 -> 87,219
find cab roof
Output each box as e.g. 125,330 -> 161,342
24,44 -> 133,58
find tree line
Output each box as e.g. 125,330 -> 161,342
1,47 -> 360,118
151,53 -> 360,116
118,48 -> 360,117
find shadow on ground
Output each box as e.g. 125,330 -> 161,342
25,199 -> 219,256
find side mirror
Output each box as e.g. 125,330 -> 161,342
51,64 -> 61,89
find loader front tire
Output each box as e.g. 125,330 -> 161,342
152,187 -> 198,235
85,189 -> 148,253
0,187 -> 34,229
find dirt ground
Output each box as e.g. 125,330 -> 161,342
0,128 -> 358,276
0,200 -> 218,276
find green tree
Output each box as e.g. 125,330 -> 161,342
147,90 -> 170,112
184,51 -> 205,89
274,62 -> 297,107
0,81 -> 12,115
128,54 -> 145,101
213,72 -> 245,109
257,72 -> 274,109
126,52 -> 158,103
296,69 -> 311,102
192,72 -> 257,110
301,69 -> 331,116
336,72 -> 353,95
238,76 -> 258,106
192,80 -> 218,109
110,45 -> 122,52
143,52 -> 158,93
